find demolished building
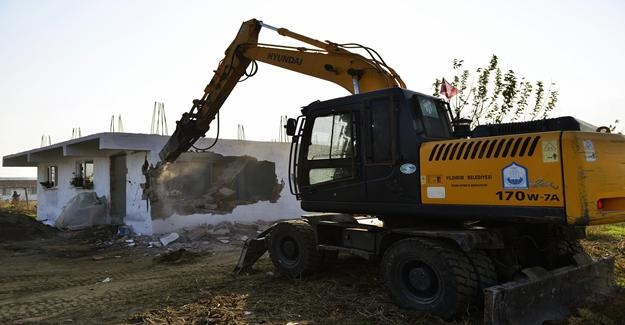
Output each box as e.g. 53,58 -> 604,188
2,133 -> 303,234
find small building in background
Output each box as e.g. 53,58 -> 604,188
2,133 -> 303,234
0,177 -> 37,202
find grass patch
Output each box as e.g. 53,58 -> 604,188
577,222 -> 625,324
587,222 -> 625,239
0,201 -> 36,217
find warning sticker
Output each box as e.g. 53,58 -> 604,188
583,140 -> 596,162
542,140 -> 559,163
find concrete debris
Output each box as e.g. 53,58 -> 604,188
234,222 -> 259,231
217,187 -> 236,199
167,189 -> 183,198
55,192 -> 109,230
101,277 -> 111,283
159,232 -> 180,246
215,221 -> 232,230
148,241 -> 162,247
217,236 -> 231,243
186,227 -> 209,241
208,228 -> 230,236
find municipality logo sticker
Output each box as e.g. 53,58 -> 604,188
502,162 -> 528,189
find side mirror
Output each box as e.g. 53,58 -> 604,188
285,118 -> 297,136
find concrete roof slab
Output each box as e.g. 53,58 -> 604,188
2,153 -> 36,167
2,133 -> 169,167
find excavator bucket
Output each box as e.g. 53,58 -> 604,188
483,255 -> 615,325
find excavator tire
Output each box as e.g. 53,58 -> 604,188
381,238 -> 479,320
466,250 -> 498,305
267,220 -> 323,277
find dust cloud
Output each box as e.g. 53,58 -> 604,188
142,152 -> 284,219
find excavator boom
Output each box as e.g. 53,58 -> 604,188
159,18 -> 405,162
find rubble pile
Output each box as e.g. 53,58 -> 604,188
90,221 -> 269,256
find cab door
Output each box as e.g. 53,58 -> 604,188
298,104 -> 365,209
363,96 -> 402,202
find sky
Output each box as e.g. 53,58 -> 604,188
1,0 -> 624,177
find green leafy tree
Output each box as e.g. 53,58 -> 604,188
433,55 -> 559,127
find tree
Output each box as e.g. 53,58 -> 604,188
433,55 -> 559,127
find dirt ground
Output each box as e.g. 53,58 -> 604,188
1,211 -> 624,325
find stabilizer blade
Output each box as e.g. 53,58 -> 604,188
484,255 -> 615,325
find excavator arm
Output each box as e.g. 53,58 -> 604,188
159,18 -> 405,162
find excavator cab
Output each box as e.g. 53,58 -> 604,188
289,88 -> 453,215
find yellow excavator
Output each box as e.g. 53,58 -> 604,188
157,19 -> 621,324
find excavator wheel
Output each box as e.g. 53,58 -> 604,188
468,250 -> 498,288
267,220 -> 323,277
467,250 -> 498,305
381,238 -> 479,319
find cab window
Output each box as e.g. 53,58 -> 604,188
306,113 -> 354,185
307,114 -> 353,160
417,96 -> 451,139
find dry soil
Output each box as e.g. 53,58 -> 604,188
1,211 -> 623,325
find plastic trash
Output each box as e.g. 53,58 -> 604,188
159,232 -> 180,246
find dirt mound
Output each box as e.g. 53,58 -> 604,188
125,294 -> 247,325
0,210 -> 58,242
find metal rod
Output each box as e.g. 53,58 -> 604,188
259,21 -> 278,32
352,77 -> 360,94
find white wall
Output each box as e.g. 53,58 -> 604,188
36,157 -> 110,224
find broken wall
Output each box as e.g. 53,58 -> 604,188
124,151 -> 154,234
146,139 -> 304,234
147,153 -> 283,218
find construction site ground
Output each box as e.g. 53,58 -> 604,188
1,210 -> 624,325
